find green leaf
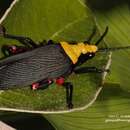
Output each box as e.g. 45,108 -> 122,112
0,0 -> 107,111
46,84 -> 130,130
86,0 -> 130,91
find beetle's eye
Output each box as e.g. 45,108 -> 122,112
89,54 -> 92,57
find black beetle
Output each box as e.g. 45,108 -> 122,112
0,26 -> 129,109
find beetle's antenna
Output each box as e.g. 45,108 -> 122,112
98,46 -> 130,52
84,26 -> 97,44
95,26 -> 108,46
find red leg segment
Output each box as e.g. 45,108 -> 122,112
2,45 -> 29,56
31,79 -> 53,90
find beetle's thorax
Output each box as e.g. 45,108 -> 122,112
60,41 -> 98,64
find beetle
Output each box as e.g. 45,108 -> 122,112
0,25 -> 130,109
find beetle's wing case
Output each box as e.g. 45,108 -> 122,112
0,44 -> 72,89
0,48 -> 36,67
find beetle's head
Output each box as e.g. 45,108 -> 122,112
60,42 -> 98,64
84,52 -> 96,59
60,27 -> 108,64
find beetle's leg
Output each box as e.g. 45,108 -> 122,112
1,45 -> 11,57
63,82 -> 73,109
0,25 -> 37,48
47,40 -> 55,45
38,40 -> 55,47
74,67 -> 109,74
39,40 -> 47,46
5,34 -> 38,48
55,77 -> 73,109
31,79 -> 53,90
84,26 -> 97,44
1,45 -> 29,56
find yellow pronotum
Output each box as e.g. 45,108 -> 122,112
60,41 -> 98,64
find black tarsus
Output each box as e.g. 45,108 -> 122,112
95,26 -> 108,45
63,82 -> 73,109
